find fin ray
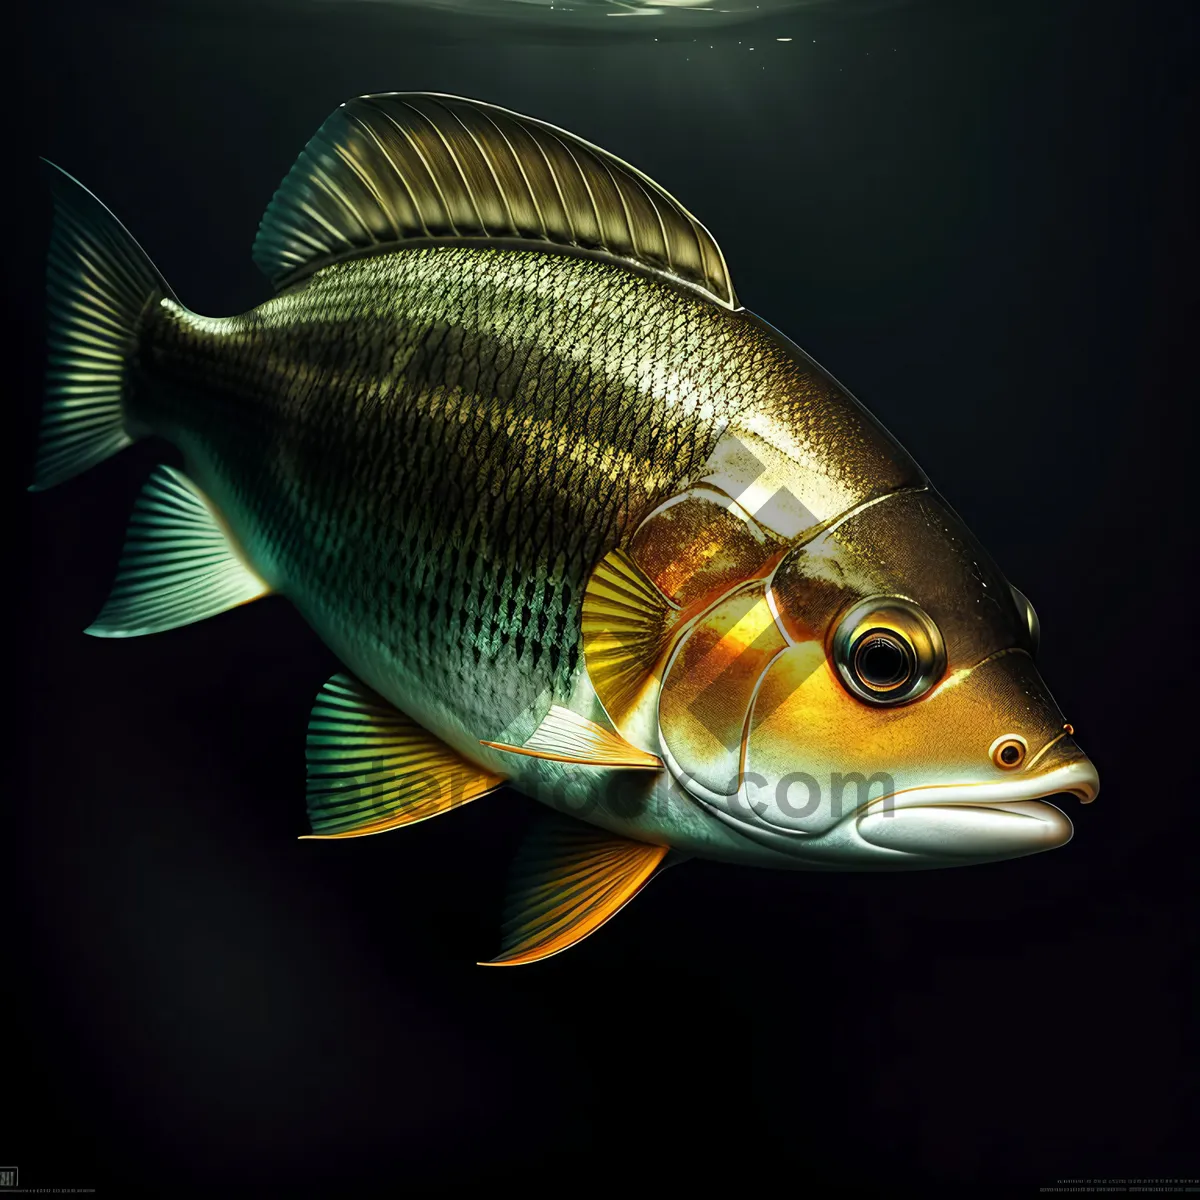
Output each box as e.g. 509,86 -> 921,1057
85,466 -> 270,638
32,163 -> 174,491
305,674 -> 505,838
581,549 -> 680,728
253,93 -> 736,307
482,810 -> 668,966
481,704 -> 661,770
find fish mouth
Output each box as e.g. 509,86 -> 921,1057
854,758 -> 1099,861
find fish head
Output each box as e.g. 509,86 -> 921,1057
656,487 -> 1099,867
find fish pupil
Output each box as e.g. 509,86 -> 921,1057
855,634 -> 911,689
1000,744 -> 1021,765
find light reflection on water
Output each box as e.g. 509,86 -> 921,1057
316,0 -> 903,32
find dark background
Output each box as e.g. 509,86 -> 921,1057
7,0 -> 1197,1195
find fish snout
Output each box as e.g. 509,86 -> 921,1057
1029,734 -> 1100,804
853,743 -> 1099,863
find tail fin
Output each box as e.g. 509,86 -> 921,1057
30,162 -> 175,492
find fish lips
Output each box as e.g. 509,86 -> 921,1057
855,758 -> 1099,861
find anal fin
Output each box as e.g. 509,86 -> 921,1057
304,674 -> 505,839
86,465 -> 270,637
481,810 -> 669,966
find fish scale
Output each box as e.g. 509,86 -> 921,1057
132,246 -> 773,744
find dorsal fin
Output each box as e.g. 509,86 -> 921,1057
253,92 -> 737,308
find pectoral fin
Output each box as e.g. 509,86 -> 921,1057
481,705 -> 661,770
481,811 -> 669,966
304,674 -> 505,839
581,548 -> 681,729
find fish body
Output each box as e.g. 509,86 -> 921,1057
139,246 -> 918,863
33,93 -> 1099,961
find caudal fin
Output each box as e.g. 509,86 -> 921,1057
30,162 -> 175,491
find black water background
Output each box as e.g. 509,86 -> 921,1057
7,0 -> 1197,1194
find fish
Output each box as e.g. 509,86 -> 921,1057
31,92 -> 1099,965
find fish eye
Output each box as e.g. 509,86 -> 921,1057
1010,585 -> 1040,656
990,735 -> 1028,769
831,597 -> 946,707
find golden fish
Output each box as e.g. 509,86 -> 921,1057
31,92 -> 1099,964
